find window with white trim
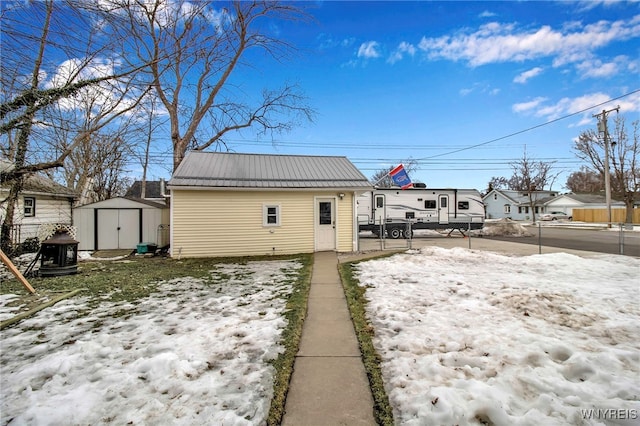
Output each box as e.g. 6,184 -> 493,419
24,197 -> 35,217
263,204 -> 280,226
504,204 -> 511,214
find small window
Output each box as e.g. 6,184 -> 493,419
504,204 -> 511,213
424,200 -> 436,209
458,201 -> 469,210
319,202 -> 332,225
440,197 -> 447,208
263,204 -> 280,226
494,194 -> 497,200
375,196 -> 384,208
24,197 -> 35,217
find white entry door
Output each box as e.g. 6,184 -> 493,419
438,195 -> 449,224
97,209 -> 141,249
316,198 -> 336,251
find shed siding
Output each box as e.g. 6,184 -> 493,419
172,190 -> 355,257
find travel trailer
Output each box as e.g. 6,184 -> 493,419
357,187 -> 485,238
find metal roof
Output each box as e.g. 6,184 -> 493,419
168,152 -> 372,189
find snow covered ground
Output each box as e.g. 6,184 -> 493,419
355,247 -> 640,425
2,248 -> 638,425
1,260 -> 302,425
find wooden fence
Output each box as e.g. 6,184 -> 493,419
572,208 -> 640,224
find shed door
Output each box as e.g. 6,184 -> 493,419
97,209 -> 141,249
315,198 -> 336,251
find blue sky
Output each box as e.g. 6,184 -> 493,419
217,0 -> 640,191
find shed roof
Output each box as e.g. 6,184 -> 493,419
168,152 -> 372,190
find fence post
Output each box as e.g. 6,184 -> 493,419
538,222 -> 542,254
619,223 -> 624,255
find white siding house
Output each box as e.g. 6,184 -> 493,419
0,161 -> 76,244
483,189 -> 559,221
543,193 -> 625,217
167,152 -> 372,258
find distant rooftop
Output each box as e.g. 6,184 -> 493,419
125,180 -> 168,199
1,159 -> 76,197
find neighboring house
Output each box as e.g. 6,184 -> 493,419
73,197 -> 170,251
124,179 -> 169,204
167,151 -> 372,258
483,189 -> 559,220
0,160 -> 76,244
543,193 -> 625,217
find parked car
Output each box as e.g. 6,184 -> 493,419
541,211 -> 572,221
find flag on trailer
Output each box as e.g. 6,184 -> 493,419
389,164 -> 413,189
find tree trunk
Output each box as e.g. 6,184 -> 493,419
624,193 -> 634,224
0,177 -> 23,253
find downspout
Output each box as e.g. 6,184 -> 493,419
352,191 -> 358,252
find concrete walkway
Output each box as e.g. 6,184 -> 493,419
282,251 -> 376,426
281,238 -> 604,425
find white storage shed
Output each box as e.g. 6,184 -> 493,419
73,197 -> 169,251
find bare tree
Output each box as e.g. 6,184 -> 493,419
574,116 -> 639,223
565,166 -> 604,193
486,176 -> 509,194
508,150 -> 559,222
114,0 -> 315,171
370,159 -> 419,187
0,0 -> 147,251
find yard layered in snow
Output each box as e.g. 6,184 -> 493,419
1,260 -> 302,425
355,247 -> 639,425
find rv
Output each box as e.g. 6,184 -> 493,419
357,187 -> 485,238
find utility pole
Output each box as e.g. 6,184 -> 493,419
593,106 -> 620,228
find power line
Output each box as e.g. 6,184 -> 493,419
417,88 -> 640,161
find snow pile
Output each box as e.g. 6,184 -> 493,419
356,247 -> 639,425
482,218 -> 532,237
1,259 -> 302,425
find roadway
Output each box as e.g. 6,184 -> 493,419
483,225 -> 640,257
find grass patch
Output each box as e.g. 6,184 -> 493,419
340,257 -> 395,426
266,253 -> 313,426
2,255 -> 229,307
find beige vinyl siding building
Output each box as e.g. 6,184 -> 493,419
168,152 -> 371,258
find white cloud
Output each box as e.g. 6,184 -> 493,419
387,41 -> 416,64
512,91 -> 640,127
357,41 -> 381,59
512,97 -> 548,113
459,87 -> 474,96
513,66 -> 544,83
417,15 -> 640,70
479,10 -> 497,18
575,55 -> 632,78
459,82 -> 500,97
